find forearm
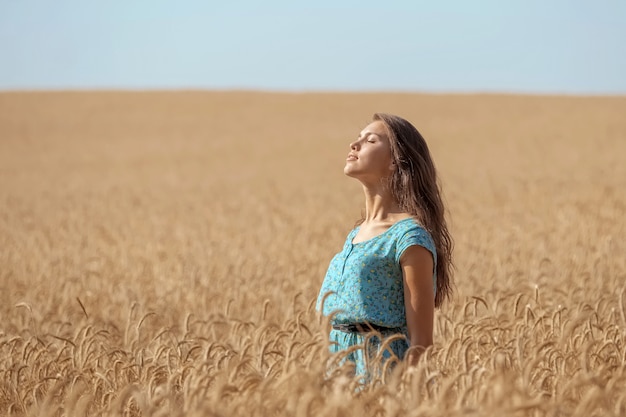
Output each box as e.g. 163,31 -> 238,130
406,332 -> 432,366
405,296 -> 434,366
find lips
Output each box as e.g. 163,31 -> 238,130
346,153 -> 358,161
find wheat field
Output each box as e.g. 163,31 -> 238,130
1,91 -> 625,416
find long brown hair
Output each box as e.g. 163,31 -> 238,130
374,113 -> 454,307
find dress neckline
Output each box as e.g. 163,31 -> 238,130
350,217 -> 414,246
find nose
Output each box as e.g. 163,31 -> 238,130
349,140 -> 359,150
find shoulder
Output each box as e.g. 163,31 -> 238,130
395,218 -> 434,245
394,218 -> 436,263
346,226 -> 359,241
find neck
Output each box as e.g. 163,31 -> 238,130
361,182 -> 402,222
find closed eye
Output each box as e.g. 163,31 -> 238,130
366,133 -> 379,143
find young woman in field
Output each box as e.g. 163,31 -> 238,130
316,113 -> 453,378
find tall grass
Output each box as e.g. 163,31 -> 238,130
1,92 -> 625,416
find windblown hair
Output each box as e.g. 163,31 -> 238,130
374,113 -> 454,307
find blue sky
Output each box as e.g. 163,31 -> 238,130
1,0 -> 624,94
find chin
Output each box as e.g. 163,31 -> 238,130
343,170 -> 360,180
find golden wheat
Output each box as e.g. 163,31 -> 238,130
0,91 -> 625,416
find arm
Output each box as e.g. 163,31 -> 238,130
400,244 -> 435,366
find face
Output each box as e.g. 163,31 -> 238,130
344,120 -> 394,182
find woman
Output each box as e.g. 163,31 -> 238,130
316,113 -> 453,378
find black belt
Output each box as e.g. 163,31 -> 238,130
332,322 -> 397,334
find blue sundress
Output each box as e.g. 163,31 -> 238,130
316,217 -> 437,377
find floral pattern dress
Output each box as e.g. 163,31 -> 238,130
316,217 -> 437,377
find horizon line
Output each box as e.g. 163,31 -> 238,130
1,87 -> 625,99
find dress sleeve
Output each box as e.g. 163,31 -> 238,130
395,225 -> 437,269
